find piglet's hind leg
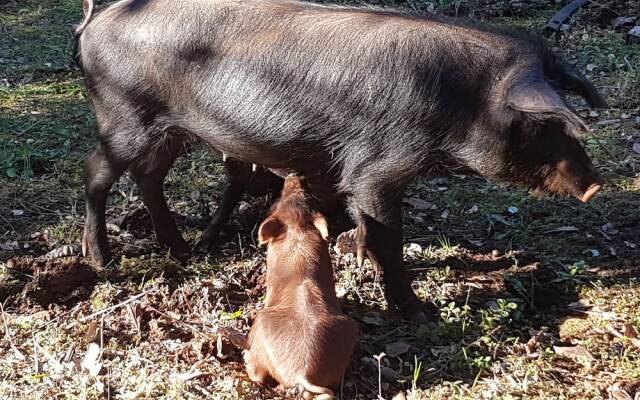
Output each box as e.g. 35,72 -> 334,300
243,349 -> 271,387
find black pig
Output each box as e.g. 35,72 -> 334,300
76,0 -> 605,321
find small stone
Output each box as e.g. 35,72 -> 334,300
491,249 -> 501,257
466,205 -> 479,214
601,222 -> 619,235
627,26 -> 640,44
426,3 -> 435,14
404,243 -> 423,257
106,223 -> 121,234
612,16 -> 637,29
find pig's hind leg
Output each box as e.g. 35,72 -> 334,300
82,93 -> 186,266
83,144 -> 130,266
128,135 -> 189,259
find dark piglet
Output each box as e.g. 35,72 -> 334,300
76,0 -> 605,320
243,174 -> 358,399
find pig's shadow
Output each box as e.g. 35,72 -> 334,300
336,187 -> 640,398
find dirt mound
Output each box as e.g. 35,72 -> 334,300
6,255 -> 98,307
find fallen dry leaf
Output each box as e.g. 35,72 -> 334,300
359,313 -> 387,327
553,345 -> 595,366
83,320 -> 98,345
624,323 -> 638,339
601,222 -> 619,235
612,16 -> 637,29
334,229 -> 357,255
81,342 -> 103,376
403,197 -> 432,210
609,383 -> 633,400
0,241 -> 19,251
385,341 -> 411,358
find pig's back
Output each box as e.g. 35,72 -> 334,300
78,0 -> 538,171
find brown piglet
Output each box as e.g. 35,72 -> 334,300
244,174 -> 358,399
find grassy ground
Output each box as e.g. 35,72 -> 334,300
1,0 -> 639,399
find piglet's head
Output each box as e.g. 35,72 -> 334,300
258,175 -> 329,249
464,69 -> 605,203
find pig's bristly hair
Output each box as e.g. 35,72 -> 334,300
76,0 -> 605,260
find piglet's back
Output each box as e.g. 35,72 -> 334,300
248,299 -> 359,389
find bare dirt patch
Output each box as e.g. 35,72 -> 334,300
6,255 -> 97,308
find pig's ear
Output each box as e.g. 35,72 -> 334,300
544,60 -> 607,108
313,213 -> 329,241
507,76 -> 588,134
258,216 -> 286,245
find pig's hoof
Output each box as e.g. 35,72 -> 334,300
195,226 -> 221,251
81,235 -> 111,267
170,247 -> 190,262
398,300 -> 436,324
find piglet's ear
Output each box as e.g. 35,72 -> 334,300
313,213 -> 329,241
258,216 -> 286,245
507,75 -> 588,134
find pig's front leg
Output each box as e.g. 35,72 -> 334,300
197,158 -> 251,250
197,178 -> 244,250
352,187 -> 434,323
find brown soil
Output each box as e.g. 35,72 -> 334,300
6,256 -> 98,307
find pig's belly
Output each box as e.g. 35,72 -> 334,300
188,119 -> 329,172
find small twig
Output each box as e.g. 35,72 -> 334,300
126,304 -> 141,336
373,352 -> 386,400
33,339 -> 64,372
65,287 -> 158,329
586,0 -> 621,17
32,333 -> 40,374
0,213 -> 17,233
146,305 -> 208,338
590,133 -> 617,161
100,314 -> 105,358
0,302 -> 26,360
